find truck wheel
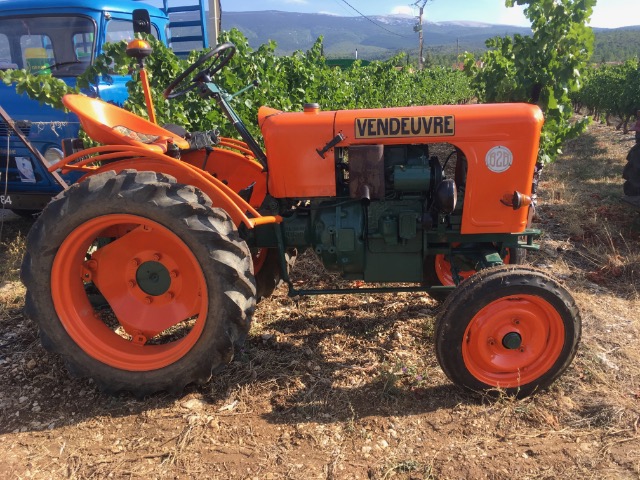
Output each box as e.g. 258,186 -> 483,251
435,265 -> 581,397
21,170 -> 256,396
425,247 -> 523,302
622,144 -> 640,196
253,248 -> 297,301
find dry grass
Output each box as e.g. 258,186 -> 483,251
1,123 -> 639,479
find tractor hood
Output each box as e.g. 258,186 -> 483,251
259,103 -> 543,193
259,103 -> 544,234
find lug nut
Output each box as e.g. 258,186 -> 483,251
128,280 -> 136,288
170,270 -> 179,278
131,332 -> 147,345
145,296 -> 153,304
131,258 -> 140,267
153,253 -> 162,261
165,291 -> 174,300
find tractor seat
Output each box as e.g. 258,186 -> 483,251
62,94 -> 190,153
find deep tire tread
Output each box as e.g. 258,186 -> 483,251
21,170 -> 256,397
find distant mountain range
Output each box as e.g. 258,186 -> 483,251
219,10 -> 640,62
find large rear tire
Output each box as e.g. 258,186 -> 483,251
435,265 -> 581,397
21,170 -> 256,396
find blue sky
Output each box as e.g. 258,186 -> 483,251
219,0 -> 640,28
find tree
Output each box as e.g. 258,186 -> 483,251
463,0 -> 596,165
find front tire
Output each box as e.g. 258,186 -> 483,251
21,170 -> 256,396
425,246 -> 524,302
435,265 -> 581,397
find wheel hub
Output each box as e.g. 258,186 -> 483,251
136,261 -> 171,296
502,332 -> 522,350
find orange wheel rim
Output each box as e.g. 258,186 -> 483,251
462,294 -> 565,388
51,214 -> 208,371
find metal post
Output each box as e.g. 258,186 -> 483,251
208,0 -> 221,44
417,2 -> 424,70
413,0 -> 431,70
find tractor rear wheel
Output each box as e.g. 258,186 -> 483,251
21,170 -> 256,396
622,144 -> 640,196
435,265 -> 580,397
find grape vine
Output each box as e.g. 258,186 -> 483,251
463,0 -> 596,165
0,29 -> 473,143
572,60 -> 640,132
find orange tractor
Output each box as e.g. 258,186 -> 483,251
20,41 -> 581,397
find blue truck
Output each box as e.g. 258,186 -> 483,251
0,0 -> 212,215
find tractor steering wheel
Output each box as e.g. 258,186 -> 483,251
163,42 -> 236,99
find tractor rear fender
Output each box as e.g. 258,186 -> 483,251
180,147 -> 267,209
77,155 -> 261,228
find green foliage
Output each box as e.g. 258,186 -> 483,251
0,69 -> 74,109
572,60 -> 640,129
1,29 -> 472,143
463,0 -> 596,165
592,29 -> 640,64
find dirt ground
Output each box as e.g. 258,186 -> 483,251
1,121 -> 639,479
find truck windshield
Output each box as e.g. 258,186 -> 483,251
0,16 -> 95,76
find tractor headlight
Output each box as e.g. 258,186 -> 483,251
43,147 -> 64,167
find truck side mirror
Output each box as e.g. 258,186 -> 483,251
133,9 -> 151,35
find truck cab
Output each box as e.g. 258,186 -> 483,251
0,0 -> 208,213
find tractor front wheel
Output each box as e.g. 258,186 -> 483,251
425,246 -> 524,302
21,170 -> 256,396
435,265 -> 580,397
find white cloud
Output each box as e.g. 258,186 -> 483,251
391,6 -> 413,16
496,3 -> 528,27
